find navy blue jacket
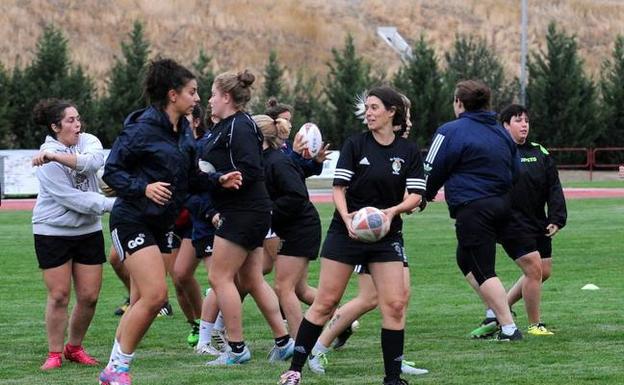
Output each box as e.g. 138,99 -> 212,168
103,106 -> 198,227
424,110 -> 519,218
281,140 -> 323,178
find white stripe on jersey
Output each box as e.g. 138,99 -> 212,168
425,133 -> 445,164
228,118 -> 237,170
334,168 -> 354,181
407,178 -> 426,188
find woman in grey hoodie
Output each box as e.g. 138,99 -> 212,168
31,99 -> 115,371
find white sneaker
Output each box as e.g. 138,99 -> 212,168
196,343 -> 223,356
267,338 -> 294,362
307,352 -> 328,374
401,360 -> 429,375
205,346 -> 251,366
211,329 -> 227,351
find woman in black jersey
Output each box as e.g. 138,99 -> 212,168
201,70 -> 291,365
279,86 -> 425,385
253,114 -> 322,339
100,58 -> 200,385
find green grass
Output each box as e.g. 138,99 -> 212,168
561,180 -> 624,188
1,199 -> 623,384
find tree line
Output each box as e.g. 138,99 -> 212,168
0,21 -> 622,151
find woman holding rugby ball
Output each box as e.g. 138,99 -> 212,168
279,86 -> 425,385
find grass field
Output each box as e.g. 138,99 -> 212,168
0,198 -> 622,385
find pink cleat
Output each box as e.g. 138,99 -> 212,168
40,352 -> 62,370
99,367 -> 132,385
64,344 -> 99,365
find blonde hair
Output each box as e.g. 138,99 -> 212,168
213,69 -> 255,110
253,114 -> 291,150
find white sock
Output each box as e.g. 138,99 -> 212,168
485,308 -> 496,319
110,343 -> 134,372
214,311 -> 225,331
108,339 -> 120,366
311,340 -> 330,356
501,323 -> 517,335
198,320 -> 215,347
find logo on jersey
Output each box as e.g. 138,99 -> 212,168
128,233 -> 146,250
204,244 -> 213,254
390,157 -> 405,175
521,157 -> 538,163
359,157 -> 370,165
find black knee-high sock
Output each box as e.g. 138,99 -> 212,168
289,318 -> 324,372
381,328 -> 404,382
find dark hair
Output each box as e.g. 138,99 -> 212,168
33,98 -> 77,137
144,58 -> 196,108
264,97 -> 293,120
499,104 -> 529,125
395,93 -> 412,137
213,69 -> 255,110
191,104 -> 207,138
455,80 -> 491,111
367,86 -> 406,127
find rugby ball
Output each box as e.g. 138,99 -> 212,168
297,122 -> 323,159
198,159 -> 216,174
351,207 -> 390,243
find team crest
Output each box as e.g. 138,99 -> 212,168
390,157 -> 404,175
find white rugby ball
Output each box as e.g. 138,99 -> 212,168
351,206 -> 390,243
198,159 -> 216,174
297,122 -> 323,159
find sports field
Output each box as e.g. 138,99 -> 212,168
0,198 -> 622,385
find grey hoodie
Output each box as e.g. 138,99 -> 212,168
32,133 -> 116,236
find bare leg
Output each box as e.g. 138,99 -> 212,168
238,247 -> 288,338
262,237 -> 280,275
274,255 -> 309,338
173,238 -> 202,322
67,263 -> 102,346
109,248 -> 130,293
42,261 -> 72,352
305,259 -> 353,325
117,246 -> 168,353
319,273 -> 378,347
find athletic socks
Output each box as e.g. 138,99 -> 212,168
289,318 -> 324,372
107,340 -> 134,372
311,340 -> 330,356
485,308 -> 496,319
228,341 -> 246,354
214,312 -> 225,331
381,328 -> 404,383
501,323 -> 518,335
275,334 -> 291,348
198,320 -> 215,347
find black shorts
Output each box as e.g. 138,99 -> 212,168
276,222 -> 321,260
321,230 -> 405,266
193,235 -> 215,259
34,231 -> 106,269
110,222 -> 173,262
171,224 -> 192,249
455,195 -> 511,247
215,210 -> 271,250
501,235 -> 552,260
354,238 -> 408,274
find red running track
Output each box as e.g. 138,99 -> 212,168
2,188 -> 623,211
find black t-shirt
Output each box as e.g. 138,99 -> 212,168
201,111 -> 271,213
263,148 -> 320,235
330,132 -> 426,235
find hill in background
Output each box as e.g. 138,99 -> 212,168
2,0 -> 623,90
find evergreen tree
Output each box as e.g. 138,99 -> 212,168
322,34 -> 374,147
192,49 -> 215,108
9,25 -> 95,148
444,35 -> 516,114
290,70 -> 323,133
393,35 -> 446,146
0,64 -> 12,147
98,20 -> 150,146
599,35 -> 624,147
527,22 -> 598,148
263,50 -> 285,101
